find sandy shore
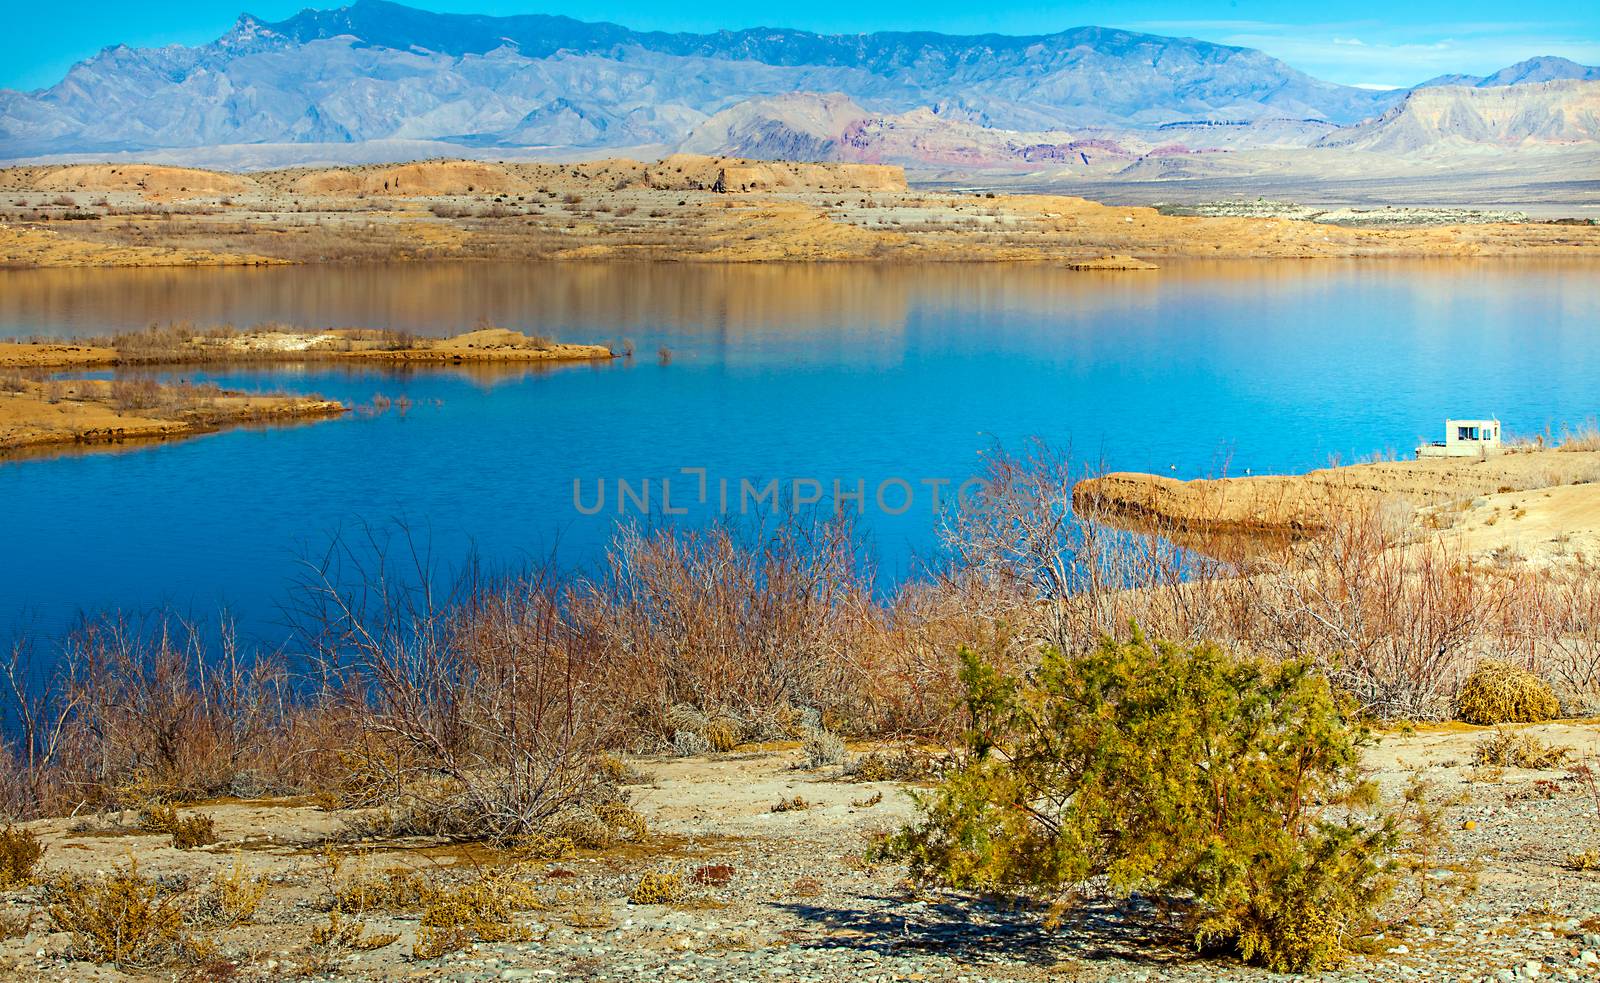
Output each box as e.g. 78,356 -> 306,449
2,158 -> 1597,269
1075,446 -> 1600,566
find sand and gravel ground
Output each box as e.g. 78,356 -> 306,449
5,729 -> 1600,982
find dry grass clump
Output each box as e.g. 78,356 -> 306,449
628,870 -> 684,905
0,825 -> 45,888
771,795 -> 810,813
1472,727 -> 1571,769
302,909 -> 399,972
802,726 -> 847,768
0,908 -> 33,939
330,867 -> 431,914
139,804 -> 218,849
413,871 -> 542,959
1455,660 -> 1560,724
1559,420 -> 1600,452
194,856 -> 269,928
313,845 -> 546,959
45,862 -> 208,967
1566,849 -> 1600,871
843,746 -> 947,783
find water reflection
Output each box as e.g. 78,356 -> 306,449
0,258 -> 1596,644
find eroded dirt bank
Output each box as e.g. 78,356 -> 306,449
1075,447 -> 1600,566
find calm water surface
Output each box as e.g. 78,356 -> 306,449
2,259 -> 1597,642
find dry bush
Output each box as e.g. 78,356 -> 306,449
0,825 -> 44,888
413,870 -> 540,958
1455,659 -> 1560,724
843,746 -> 947,783
573,516 -> 875,744
628,870 -> 684,904
0,619 -> 307,819
295,551 -> 619,844
194,856 -> 269,928
802,726 -> 846,768
303,910 -> 398,970
0,372 -> 26,393
1473,727 -> 1569,769
1245,511 -> 1489,719
45,861 -> 205,967
140,805 -> 217,849
109,376 -> 163,410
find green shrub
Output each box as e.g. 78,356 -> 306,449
882,634 -> 1407,973
1454,660 -> 1559,724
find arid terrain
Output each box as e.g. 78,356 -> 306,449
3,728 -> 1600,982
0,373 -> 345,459
2,158 -> 1597,270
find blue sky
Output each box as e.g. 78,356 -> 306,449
4,0 -> 1598,91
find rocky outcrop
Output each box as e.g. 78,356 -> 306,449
1319,80 -> 1600,153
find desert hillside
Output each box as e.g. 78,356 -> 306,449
3,154 -> 1598,269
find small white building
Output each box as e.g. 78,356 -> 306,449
1417,418 -> 1502,459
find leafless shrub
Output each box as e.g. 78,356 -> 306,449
295,543 -> 618,843
0,617 -> 303,818
572,515 -> 872,746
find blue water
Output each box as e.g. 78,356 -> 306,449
2,258 -> 1597,644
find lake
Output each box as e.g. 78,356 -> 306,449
2,258 -> 1597,644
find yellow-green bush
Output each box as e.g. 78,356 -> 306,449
1454,660 -> 1559,725
883,635 -> 1411,973
138,804 -> 218,849
413,871 -> 540,959
628,871 -> 684,905
45,862 -> 205,967
0,826 -> 45,889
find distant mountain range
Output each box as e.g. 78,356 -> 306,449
1416,56 -> 1600,90
1,0 -> 1597,175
